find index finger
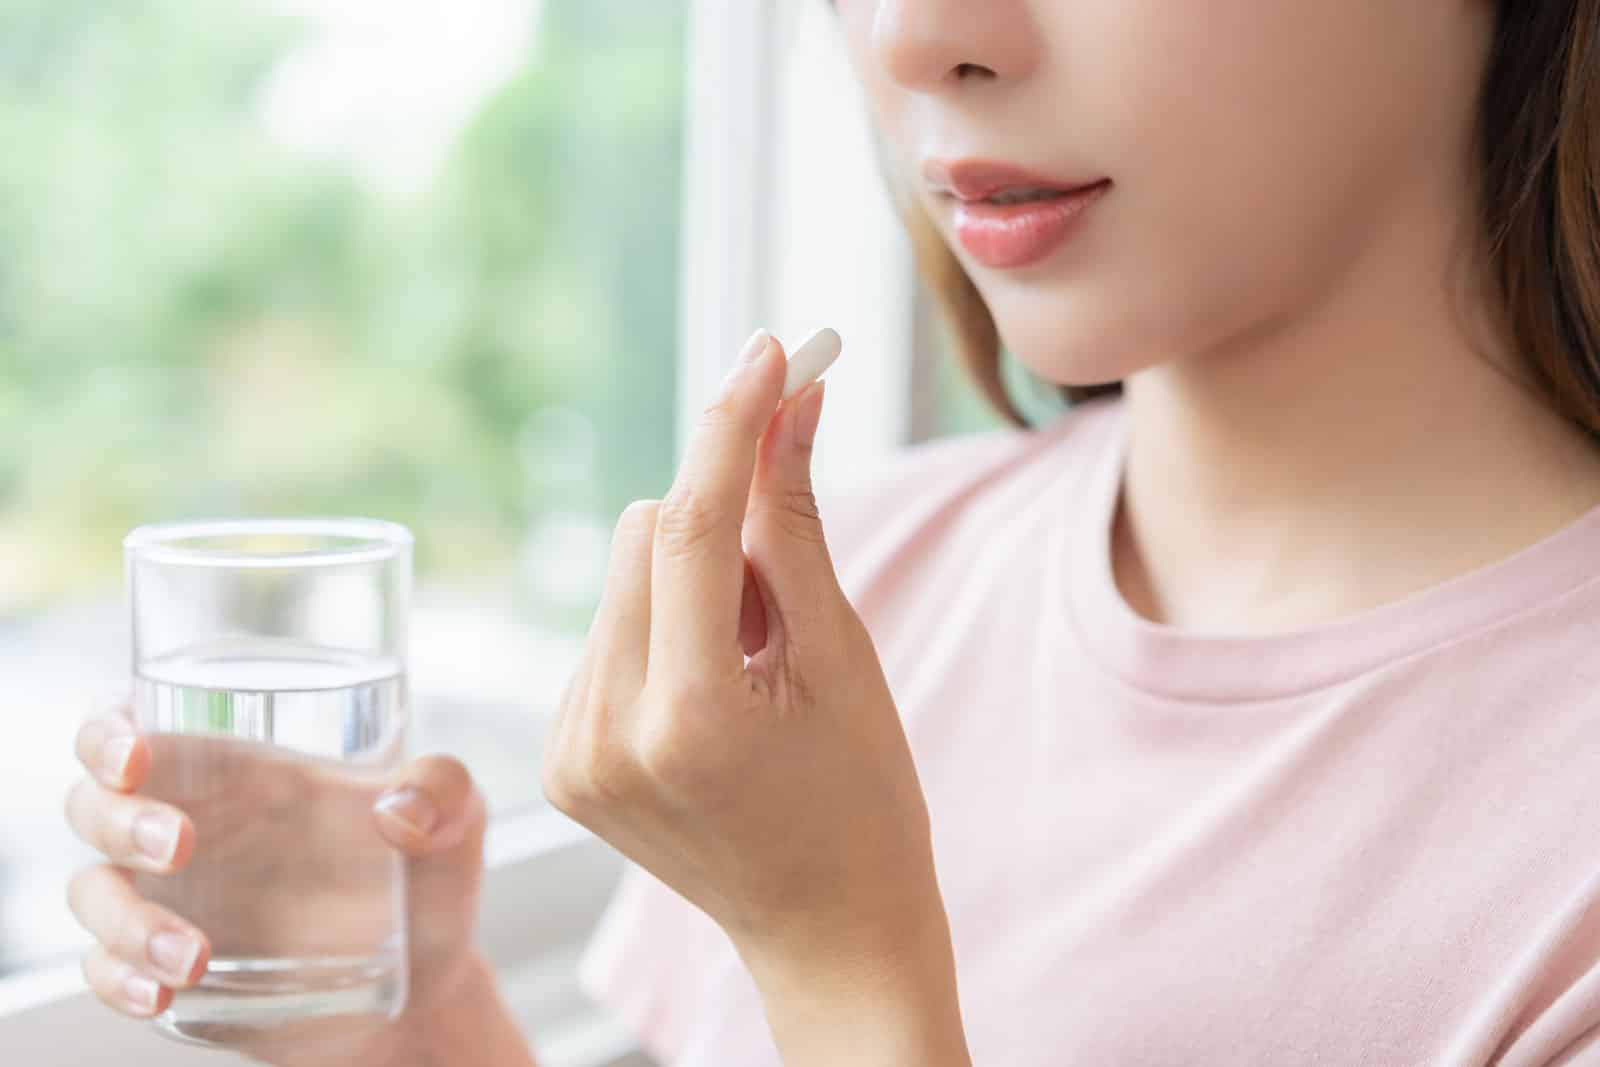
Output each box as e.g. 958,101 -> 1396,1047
649,330 -> 787,681
76,715 -> 150,793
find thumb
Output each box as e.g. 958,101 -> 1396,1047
374,754 -> 487,972
373,753 -> 486,866
744,379 -> 842,622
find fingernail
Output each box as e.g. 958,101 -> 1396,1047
721,329 -> 772,394
133,811 -> 180,864
100,735 -> 135,782
122,969 -> 162,1013
148,930 -> 200,984
794,380 -> 825,448
376,787 -> 438,836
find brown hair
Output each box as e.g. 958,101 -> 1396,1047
881,3 -> 1600,431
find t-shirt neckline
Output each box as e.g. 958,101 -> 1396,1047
1059,401 -> 1600,704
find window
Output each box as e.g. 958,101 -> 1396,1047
0,0 -> 937,1061
0,0 -> 684,977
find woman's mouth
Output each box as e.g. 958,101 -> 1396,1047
948,180 -> 1110,270
923,159 -> 1111,270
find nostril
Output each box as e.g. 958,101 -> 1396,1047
953,62 -> 996,80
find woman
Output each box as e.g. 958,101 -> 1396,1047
62,1 -> 1600,1063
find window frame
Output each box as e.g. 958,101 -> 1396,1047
680,0 -> 921,478
0,0 -> 921,1058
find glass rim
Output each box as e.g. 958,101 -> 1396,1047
124,517 -> 412,569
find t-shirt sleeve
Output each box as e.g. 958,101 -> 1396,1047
575,861 -> 736,1065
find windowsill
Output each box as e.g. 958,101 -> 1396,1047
0,958 -> 85,1023
485,800 -> 596,869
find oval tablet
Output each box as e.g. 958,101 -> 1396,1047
782,328 -> 843,400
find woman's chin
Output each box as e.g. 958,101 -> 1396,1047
1004,330 -> 1148,392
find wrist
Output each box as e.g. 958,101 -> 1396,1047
390,953 -> 532,1067
737,895 -> 971,1067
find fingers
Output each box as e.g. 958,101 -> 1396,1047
83,946 -> 172,1019
75,715 -> 150,793
748,378 -> 834,559
744,379 -> 843,640
64,778 -> 193,874
71,703 -> 208,1020
650,330 -> 786,679
69,865 -> 209,993
588,500 -> 658,701
373,754 -> 485,856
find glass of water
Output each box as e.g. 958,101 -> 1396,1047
124,518 -> 411,1048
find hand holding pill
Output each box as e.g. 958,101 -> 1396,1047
542,325 -> 949,1019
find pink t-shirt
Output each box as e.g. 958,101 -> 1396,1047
576,394 -> 1600,1066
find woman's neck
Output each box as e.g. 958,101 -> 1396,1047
1112,187 -> 1600,634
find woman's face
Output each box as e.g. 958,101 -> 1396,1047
833,1 -> 1499,386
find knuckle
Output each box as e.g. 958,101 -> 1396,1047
655,487 -> 728,557
413,753 -> 472,801
584,746 -> 635,807
632,682 -> 713,791
64,779 -> 110,851
65,867 -> 96,923
554,657 -> 590,725
577,708 -> 638,806
631,722 -> 674,782
539,747 -> 578,814
544,683 -> 608,817
544,741 -> 636,815
658,676 -> 719,719
698,393 -> 745,430
112,904 -> 151,962
634,718 -> 706,795
755,486 -> 826,545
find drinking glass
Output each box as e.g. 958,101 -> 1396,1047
124,518 -> 411,1047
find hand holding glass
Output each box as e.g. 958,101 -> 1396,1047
124,518 -> 412,1048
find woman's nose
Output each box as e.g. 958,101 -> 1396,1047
870,0 -> 1041,93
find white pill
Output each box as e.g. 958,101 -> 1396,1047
782,328 -> 843,401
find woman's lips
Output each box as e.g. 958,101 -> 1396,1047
949,179 -> 1111,270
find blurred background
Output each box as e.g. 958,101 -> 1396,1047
0,0 -> 1037,1057
0,0 -> 695,977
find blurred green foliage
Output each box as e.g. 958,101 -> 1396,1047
0,0 -> 686,617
